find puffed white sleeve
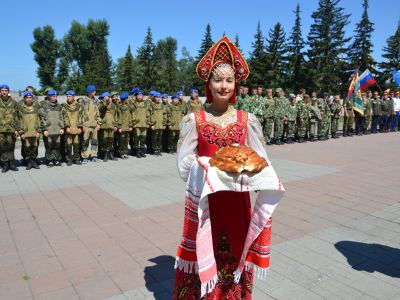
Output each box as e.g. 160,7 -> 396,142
246,113 -> 270,163
177,113 -> 198,181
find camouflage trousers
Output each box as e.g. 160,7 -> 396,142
65,134 -> 80,162
309,120 -> 318,138
331,118 -> 340,134
82,127 -> 98,158
263,118 -> 274,143
44,135 -> 61,161
318,117 -> 330,137
0,132 -> 16,162
274,119 -> 284,140
23,137 -> 39,160
99,129 -> 114,152
118,132 -> 130,156
343,111 -> 354,134
297,119 -> 309,138
133,127 -> 147,149
113,131 -> 120,155
152,129 -> 163,151
169,130 -> 180,152
287,121 -> 296,138
364,115 -> 371,131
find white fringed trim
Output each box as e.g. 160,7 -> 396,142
234,262 -> 270,283
174,257 -> 198,273
200,274 -> 218,297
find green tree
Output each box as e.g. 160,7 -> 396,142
137,27 -> 155,92
196,24 -> 214,61
248,21 -> 268,86
379,21 -> 400,86
234,33 -> 243,53
287,3 -> 306,92
31,25 -> 60,89
348,0 -> 377,74
116,45 -> 136,91
265,22 -> 287,89
177,47 -> 196,94
154,37 -> 179,93
307,0 -> 351,94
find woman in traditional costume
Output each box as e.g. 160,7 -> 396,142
173,36 -> 284,300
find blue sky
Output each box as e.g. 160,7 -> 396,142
1,0 -> 399,90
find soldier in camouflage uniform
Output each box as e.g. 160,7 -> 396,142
161,94 -> 171,152
41,90 -> 64,166
0,84 -> 19,172
168,94 -> 185,153
317,93 -> 331,140
128,89 -> 138,153
364,90 -> 373,134
235,85 -> 250,110
149,92 -> 169,156
117,92 -> 133,159
111,91 -> 120,156
309,97 -> 322,141
132,90 -> 152,158
17,91 -> 41,170
296,93 -> 310,143
98,92 -> 119,162
274,88 -> 288,145
342,94 -> 354,137
184,89 -> 203,115
62,90 -> 82,166
80,85 -> 101,163
264,88 -> 275,145
286,94 -> 298,143
330,95 -> 342,139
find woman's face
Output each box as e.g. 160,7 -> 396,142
208,64 -> 235,103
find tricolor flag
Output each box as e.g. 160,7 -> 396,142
393,70 -> 400,87
359,69 -> 377,91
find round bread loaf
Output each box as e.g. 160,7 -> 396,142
209,144 -> 268,173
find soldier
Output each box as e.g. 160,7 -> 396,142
330,95 -> 342,139
128,88 -> 138,153
264,88 -> 275,145
285,94 -> 298,144
317,93 -> 330,141
62,90 -> 82,166
235,85 -> 249,110
80,85 -> 101,163
309,96 -> 322,141
380,91 -> 390,133
387,91 -> 395,132
132,90 -> 152,158
149,92 -> 168,156
17,91 -> 41,170
98,92 -> 119,162
117,92 -> 133,159
364,91 -> 373,134
41,90 -> 64,167
342,94 -> 355,137
371,93 -> 382,133
185,89 -> 202,114
296,92 -> 310,143
168,94 -> 185,153
111,91 -> 120,156
273,88 -> 288,145
161,93 -> 171,152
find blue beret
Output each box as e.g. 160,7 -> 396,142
191,89 -> 198,94
149,90 -> 157,96
47,90 -> 57,96
137,90 -> 144,95
85,85 -> 96,94
161,93 -> 169,98
130,87 -> 139,95
120,92 -> 129,100
171,94 -> 179,99
99,92 -> 110,99
176,90 -> 184,95
23,91 -> 33,97
0,84 -> 10,90
66,90 -> 75,95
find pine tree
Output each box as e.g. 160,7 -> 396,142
248,21 -> 268,86
196,24 -> 214,61
265,22 -> 287,89
379,21 -> 400,85
177,47 -> 196,94
307,0 -> 351,94
137,27 -> 155,92
234,34 -> 243,53
31,25 -> 60,89
154,37 -> 179,93
348,0 -> 376,74
287,3 -> 306,92
117,45 -> 136,91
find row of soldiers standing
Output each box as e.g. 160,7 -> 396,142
0,84 -> 205,173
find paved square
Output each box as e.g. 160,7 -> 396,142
1,133 -> 399,299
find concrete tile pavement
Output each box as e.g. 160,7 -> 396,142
0,132 -> 399,299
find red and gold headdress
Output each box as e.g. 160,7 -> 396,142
196,36 -> 249,104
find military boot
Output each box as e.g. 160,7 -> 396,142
26,160 -> 33,170
109,151 -> 118,161
9,161 -> 18,171
32,160 -> 40,169
140,147 -> 147,158
103,151 -> 109,162
2,162 -> 10,173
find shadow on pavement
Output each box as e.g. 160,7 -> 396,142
335,241 -> 400,277
144,255 -> 176,299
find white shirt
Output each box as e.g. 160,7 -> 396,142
393,97 -> 400,112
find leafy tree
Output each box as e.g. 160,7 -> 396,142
154,37 -> 179,93
379,21 -> 400,86
177,47 -> 196,94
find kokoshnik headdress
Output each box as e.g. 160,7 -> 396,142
196,36 -> 250,104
